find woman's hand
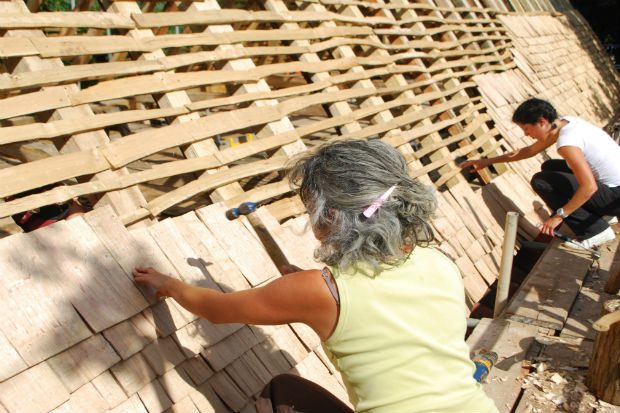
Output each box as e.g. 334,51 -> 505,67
133,267 -> 176,300
459,158 -> 492,172
539,215 -> 563,237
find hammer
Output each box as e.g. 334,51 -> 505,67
554,230 -> 602,259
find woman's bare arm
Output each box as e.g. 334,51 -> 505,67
133,267 -> 338,340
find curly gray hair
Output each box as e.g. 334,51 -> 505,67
288,139 -> 437,275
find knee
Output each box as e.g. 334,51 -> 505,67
530,172 -> 546,192
540,160 -> 555,171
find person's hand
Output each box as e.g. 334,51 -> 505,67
133,267 -> 175,300
539,215 -> 563,237
459,158 -> 491,172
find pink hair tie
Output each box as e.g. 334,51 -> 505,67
363,185 -> 397,218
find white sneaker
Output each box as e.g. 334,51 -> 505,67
563,227 -> 616,250
604,215 -> 619,225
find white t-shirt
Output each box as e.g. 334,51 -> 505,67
556,116 -> 620,187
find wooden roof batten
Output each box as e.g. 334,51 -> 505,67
1,0 -> 620,412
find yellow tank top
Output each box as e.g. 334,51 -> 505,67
324,247 -> 498,413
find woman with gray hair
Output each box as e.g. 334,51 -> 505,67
134,139 -> 498,413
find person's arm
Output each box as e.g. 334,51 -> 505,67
459,137 -> 554,171
133,267 -> 338,340
539,146 -> 598,236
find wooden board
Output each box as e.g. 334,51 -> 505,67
0,362 -> 70,413
502,239 -> 593,330
466,318 -> 538,413
31,218 -> 149,332
196,203 -> 280,287
0,233 -> 91,367
46,334 -> 120,393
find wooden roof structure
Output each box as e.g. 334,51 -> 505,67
0,0 -> 619,412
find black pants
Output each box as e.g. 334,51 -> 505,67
530,160 -> 620,239
257,374 -> 353,413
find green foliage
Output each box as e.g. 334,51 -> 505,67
39,0 -> 73,11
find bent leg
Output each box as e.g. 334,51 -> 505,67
540,159 -> 572,174
530,170 -> 609,239
258,374 -> 353,413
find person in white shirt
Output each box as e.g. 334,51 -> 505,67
460,98 -> 620,249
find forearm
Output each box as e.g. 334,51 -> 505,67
488,147 -> 534,165
165,278 -> 227,323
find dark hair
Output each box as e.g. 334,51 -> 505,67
288,139 -> 436,275
512,98 -> 558,124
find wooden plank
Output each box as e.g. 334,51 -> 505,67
163,396 -> 199,413
172,212 -> 251,293
131,9 -> 391,28
110,352 -> 157,395
91,371 -> 128,410
0,106 -> 188,145
0,149 -> 109,199
46,334 -> 121,392
0,362 -> 70,413
141,336 -> 187,377
107,394 -> 149,413
207,371 -> 247,412
31,218 -> 149,332
0,12 -> 135,29
502,239 -> 593,330
196,203 -> 280,287
173,318 -> 242,359
147,218 -> 221,289
466,318 -> 538,413
180,355 -> 214,386
189,382 -> 229,413
0,233 -> 91,366
201,326 -> 261,371
137,380 -> 173,413
102,312 -> 158,360
247,208 -> 320,271
84,206 -> 179,297
51,382 -> 110,413
225,350 -> 272,397
31,27 -> 373,57
145,298 -> 197,338
0,85 -> 71,120
0,37 -> 37,57
158,366 -> 198,404
0,329 -> 27,382
561,236 -> 619,340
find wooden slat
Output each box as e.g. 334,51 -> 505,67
466,318 -> 538,412
503,238 -> 594,330
46,334 -> 121,392
196,203 -> 280,287
0,363 -> 70,412
0,12 -> 135,29
51,382 -> 111,413
0,106 -> 188,145
172,212 -> 251,293
0,329 -> 27,382
31,27 -> 373,57
0,233 -> 92,366
30,218 -> 149,332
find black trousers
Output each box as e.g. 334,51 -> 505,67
530,160 -> 620,239
257,374 -> 353,413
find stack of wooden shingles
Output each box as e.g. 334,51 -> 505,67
0,205 -> 348,413
499,14 -> 619,128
